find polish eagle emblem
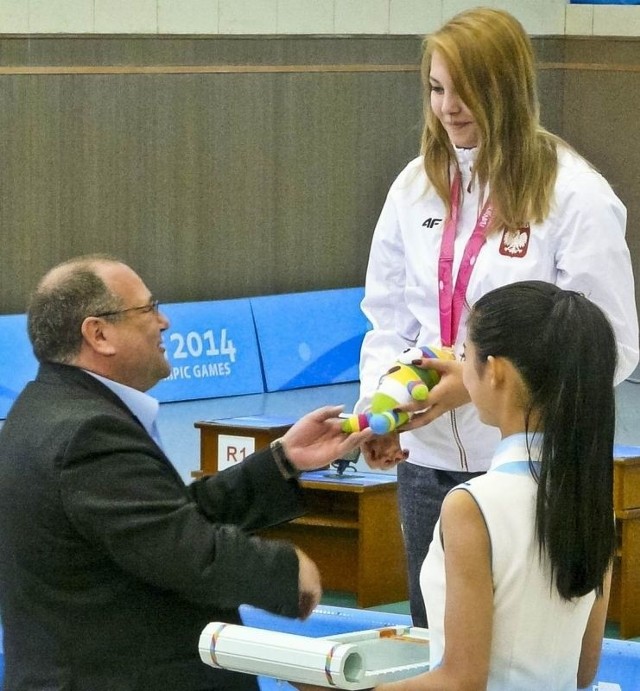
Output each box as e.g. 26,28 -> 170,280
499,225 -> 530,258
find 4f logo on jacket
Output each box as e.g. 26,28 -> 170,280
422,218 -> 443,229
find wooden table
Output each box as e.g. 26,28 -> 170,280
194,421 -> 640,632
194,418 -> 408,607
261,471 -> 408,607
610,451 -> 640,638
193,416 -> 296,477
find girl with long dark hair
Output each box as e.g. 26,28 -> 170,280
393,280 -> 615,689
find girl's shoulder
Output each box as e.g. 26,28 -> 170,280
555,145 -> 595,176
392,155 -> 425,185
553,144 -> 618,203
388,155 -> 432,203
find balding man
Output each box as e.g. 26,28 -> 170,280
0,255 -> 371,691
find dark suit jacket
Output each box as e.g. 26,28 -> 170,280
0,363 -> 306,690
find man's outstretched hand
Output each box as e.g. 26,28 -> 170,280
281,405 -> 373,471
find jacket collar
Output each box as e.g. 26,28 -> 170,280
36,361 -> 137,420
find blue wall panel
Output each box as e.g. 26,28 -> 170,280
149,299 -> 264,402
0,314 -> 38,419
251,288 -> 369,392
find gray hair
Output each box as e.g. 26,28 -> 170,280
27,256 -> 124,363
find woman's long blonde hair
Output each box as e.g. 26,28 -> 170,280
422,7 -> 563,232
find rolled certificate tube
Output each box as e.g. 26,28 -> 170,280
199,622 -> 365,688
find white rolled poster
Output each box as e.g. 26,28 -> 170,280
198,623 -> 430,689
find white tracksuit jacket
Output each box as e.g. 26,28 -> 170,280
357,147 -> 639,472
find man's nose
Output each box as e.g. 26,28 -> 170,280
158,310 -> 170,330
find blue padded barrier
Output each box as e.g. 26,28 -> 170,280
597,639 -> 640,690
239,605 -> 640,691
613,444 -> 640,458
240,603 -> 411,637
0,299 -> 265,418
240,605 -> 412,690
2,610 -> 638,688
0,314 -> 38,419
149,299 -> 264,403
0,288 -> 366,417
250,288 -> 369,392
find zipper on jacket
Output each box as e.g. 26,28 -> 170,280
449,409 -> 469,471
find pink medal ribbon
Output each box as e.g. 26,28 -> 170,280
438,171 -> 492,348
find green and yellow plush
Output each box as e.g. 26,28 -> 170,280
342,346 -> 453,435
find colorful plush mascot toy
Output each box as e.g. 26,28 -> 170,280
342,345 -> 454,435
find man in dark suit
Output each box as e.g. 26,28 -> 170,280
0,255 -> 371,691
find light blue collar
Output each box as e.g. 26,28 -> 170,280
84,371 -> 161,446
491,432 -> 542,476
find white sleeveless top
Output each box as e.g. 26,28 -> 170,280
421,433 -> 596,690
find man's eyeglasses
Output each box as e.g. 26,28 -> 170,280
94,299 -> 160,319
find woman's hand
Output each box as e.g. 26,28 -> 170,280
399,358 -> 470,430
361,432 -> 408,470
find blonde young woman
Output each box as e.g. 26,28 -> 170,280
355,7 -> 638,628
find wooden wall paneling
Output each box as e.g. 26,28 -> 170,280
562,36 -> 640,67
271,69 -> 422,294
0,74 -> 74,310
537,67 -> 566,139
2,35 -> 639,325
0,49 -> 424,313
0,36 -> 424,69
54,71 -> 282,305
560,66 -> 640,313
0,76 -> 35,307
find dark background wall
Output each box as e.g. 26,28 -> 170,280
0,35 -> 638,319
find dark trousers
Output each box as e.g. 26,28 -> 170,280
396,462 -> 484,628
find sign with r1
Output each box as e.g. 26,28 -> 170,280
218,434 -> 256,471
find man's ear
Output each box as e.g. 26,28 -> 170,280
80,317 -> 117,356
